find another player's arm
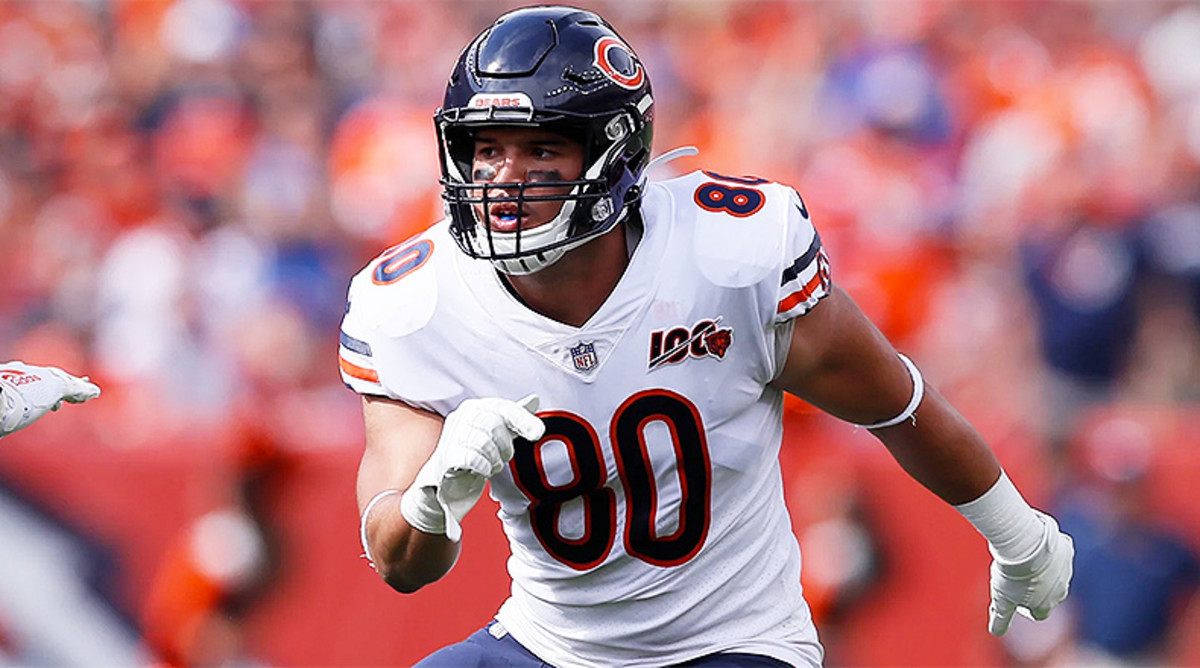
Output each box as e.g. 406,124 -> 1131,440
0,361 -> 101,438
770,285 -> 1000,503
357,395 -> 459,593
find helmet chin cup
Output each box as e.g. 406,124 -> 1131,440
492,248 -> 567,275
472,199 -> 576,275
489,220 -> 616,275
480,195 -> 625,276
436,6 -> 653,268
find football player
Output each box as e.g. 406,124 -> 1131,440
0,361 -> 100,438
341,7 -> 1073,667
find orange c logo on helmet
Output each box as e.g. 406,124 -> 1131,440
593,36 -> 644,90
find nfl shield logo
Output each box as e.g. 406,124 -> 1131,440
570,341 -> 598,372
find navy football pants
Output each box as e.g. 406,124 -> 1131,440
413,622 -> 794,668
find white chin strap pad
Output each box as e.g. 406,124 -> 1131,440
490,205 -> 627,276
473,196 -> 578,275
493,247 -> 567,275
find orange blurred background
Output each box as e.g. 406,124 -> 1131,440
2,1 -> 1199,666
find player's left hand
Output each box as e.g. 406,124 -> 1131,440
987,510 -> 1074,636
0,361 -> 101,437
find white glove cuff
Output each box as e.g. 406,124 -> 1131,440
954,470 -> 1045,563
399,486 -> 448,537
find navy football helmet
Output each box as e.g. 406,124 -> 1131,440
436,6 -> 654,274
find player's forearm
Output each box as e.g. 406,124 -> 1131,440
872,379 -> 1073,637
871,383 -> 1001,505
365,493 -> 460,593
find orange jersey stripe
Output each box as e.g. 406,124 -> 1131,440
339,356 -> 380,383
777,272 -> 825,314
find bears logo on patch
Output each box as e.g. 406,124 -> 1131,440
703,328 -> 732,358
648,318 -> 734,371
593,36 -> 644,90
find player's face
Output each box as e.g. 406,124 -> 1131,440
471,126 -> 585,233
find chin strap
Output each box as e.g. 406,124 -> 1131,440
646,146 -> 699,175
639,146 -> 699,192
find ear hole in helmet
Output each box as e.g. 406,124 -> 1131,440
604,115 -> 632,141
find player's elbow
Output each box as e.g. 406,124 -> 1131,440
375,550 -> 455,594
381,568 -> 429,594
367,521 -> 459,593
378,562 -> 444,593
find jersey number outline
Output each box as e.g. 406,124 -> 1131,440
694,173 -> 767,217
509,389 -> 712,570
372,238 -> 433,285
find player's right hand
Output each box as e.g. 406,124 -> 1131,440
400,395 -> 544,542
987,510 -> 1074,636
0,362 -> 102,437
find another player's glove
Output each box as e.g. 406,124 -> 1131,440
401,395 -> 544,542
0,361 -> 101,438
987,510 -> 1074,636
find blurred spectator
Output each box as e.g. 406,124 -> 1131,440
1131,148 -> 1200,406
796,477 -> 883,667
1055,413 -> 1200,663
142,426 -> 287,668
1017,155 -> 1146,453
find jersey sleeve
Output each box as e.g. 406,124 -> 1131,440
338,270 -> 388,397
773,187 -> 831,325
337,231 -> 444,406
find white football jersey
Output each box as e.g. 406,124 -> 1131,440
340,170 -> 831,668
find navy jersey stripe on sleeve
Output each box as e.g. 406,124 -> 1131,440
780,231 -> 822,286
340,330 -> 373,357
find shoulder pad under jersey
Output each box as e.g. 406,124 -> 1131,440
661,170 -> 797,288
345,229 -> 442,339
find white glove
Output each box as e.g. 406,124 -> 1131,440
401,394 -> 544,542
988,510 -> 1074,636
0,361 -> 101,437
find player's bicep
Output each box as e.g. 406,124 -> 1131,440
770,285 -> 914,425
356,396 -> 443,514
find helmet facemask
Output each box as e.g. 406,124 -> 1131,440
438,113 -> 643,275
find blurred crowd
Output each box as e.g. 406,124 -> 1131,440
2,1 -> 1199,666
